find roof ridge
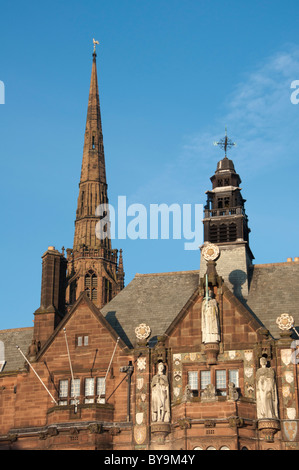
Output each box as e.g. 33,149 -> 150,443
253,261 -> 299,268
135,270 -> 200,278
0,326 -> 33,334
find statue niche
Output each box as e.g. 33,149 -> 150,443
151,362 -> 170,423
201,288 -> 220,344
256,357 -> 278,420
256,357 -> 280,442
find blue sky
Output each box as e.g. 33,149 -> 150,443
1,0 -> 299,329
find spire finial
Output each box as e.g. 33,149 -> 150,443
213,127 -> 236,158
93,38 -> 99,58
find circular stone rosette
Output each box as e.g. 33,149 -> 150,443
135,323 -> 151,340
276,313 -> 294,331
202,243 -> 220,261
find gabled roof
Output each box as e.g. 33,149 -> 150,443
101,270 -> 200,348
1,261 -> 298,371
36,292 -> 128,359
0,327 -> 33,373
246,262 -> 299,339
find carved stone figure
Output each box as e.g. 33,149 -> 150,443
151,362 -> 170,423
201,383 -> 216,401
228,382 -> 239,401
201,289 -> 220,344
183,384 -> 193,402
256,357 -> 278,420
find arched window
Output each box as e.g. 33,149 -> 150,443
85,271 -> 97,301
104,278 -> 113,304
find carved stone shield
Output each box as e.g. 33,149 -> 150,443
281,349 -> 292,366
136,412 -> 144,425
134,425 -> 147,445
283,421 -> 297,441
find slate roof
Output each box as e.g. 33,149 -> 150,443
0,327 -> 33,373
101,271 -> 200,348
246,262 -> 299,339
1,262 -> 298,372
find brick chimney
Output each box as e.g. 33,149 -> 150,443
34,246 -> 67,347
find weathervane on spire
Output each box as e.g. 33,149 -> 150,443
93,38 -> 99,53
213,127 -> 236,157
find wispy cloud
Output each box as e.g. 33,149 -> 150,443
126,45 -> 299,205
183,45 -> 299,180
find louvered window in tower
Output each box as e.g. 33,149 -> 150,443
210,225 -> 218,243
85,271 -> 97,301
219,224 -> 227,242
104,278 -> 113,304
228,223 -> 237,242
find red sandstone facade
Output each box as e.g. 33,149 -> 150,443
0,49 -> 299,451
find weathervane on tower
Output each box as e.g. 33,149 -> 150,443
214,127 -> 236,157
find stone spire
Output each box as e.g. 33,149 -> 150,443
73,48 -> 110,251
66,45 -> 124,309
116,249 -> 125,292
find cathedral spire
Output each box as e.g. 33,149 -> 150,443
66,43 -> 124,309
79,43 -> 106,186
73,43 -> 109,251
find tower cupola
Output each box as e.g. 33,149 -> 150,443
200,130 -> 254,300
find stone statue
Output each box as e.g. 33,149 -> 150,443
201,289 -> 220,344
183,384 -> 193,402
201,383 -> 216,401
228,382 -> 239,401
151,362 -> 170,423
256,357 -> 278,420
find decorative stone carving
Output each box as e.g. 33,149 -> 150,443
109,426 -> 121,436
151,362 -> 170,423
257,419 -> 280,443
204,420 -> 216,428
283,421 -> 297,442
276,313 -> 294,331
137,357 -> 146,371
228,416 -> 243,428
204,342 -> 220,365
135,323 -> 151,341
183,384 -> 193,402
150,422 -> 171,444
201,383 -> 216,402
134,425 -> 147,445
178,418 -> 191,429
88,423 -> 102,434
227,382 -> 239,401
136,412 -> 144,425
256,357 -> 278,420
202,243 -> 220,262
287,407 -> 296,420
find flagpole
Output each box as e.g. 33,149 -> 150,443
16,345 -> 58,405
63,328 -> 78,413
